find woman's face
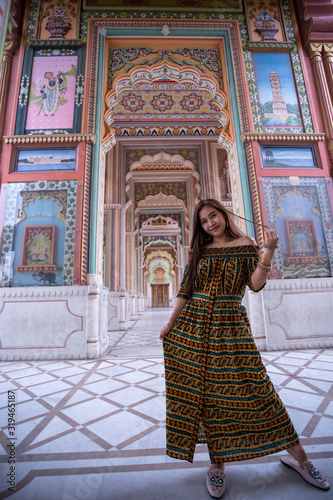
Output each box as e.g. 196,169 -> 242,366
199,205 -> 226,239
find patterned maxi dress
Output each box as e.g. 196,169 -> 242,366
163,245 -> 299,463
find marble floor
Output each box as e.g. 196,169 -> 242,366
0,308 -> 332,500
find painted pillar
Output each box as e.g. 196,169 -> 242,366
308,43 -> 333,171
323,44 -> 333,109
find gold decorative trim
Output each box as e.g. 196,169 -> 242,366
241,133 -> 326,142
243,142 -> 263,247
245,42 -> 294,51
81,143 -> 93,285
4,134 -> 96,145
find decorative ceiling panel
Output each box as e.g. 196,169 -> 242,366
83,0 -> 242,11
113,88 -> 221,125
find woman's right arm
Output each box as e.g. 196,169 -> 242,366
159,297 -> 188,340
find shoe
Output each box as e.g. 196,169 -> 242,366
280,456 -> 330,490
206,468 -> 226,498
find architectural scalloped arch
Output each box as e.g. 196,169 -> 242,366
140,236 -> 178,256
129,151 -> 195,173
103,61 -> 232,153
141,214 -> 180,230
144,249 -> 175,274
135,192 -> 186,212
127,153 -> 201,206
147,258 -> 172,284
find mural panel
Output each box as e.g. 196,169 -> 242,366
252,52 -> 303,129
260,146 -> 318,169
262,178 -> 333,279
17,225 -> 57,272
0,181 -> 77,287
26,55 -> 77,131
15,148 -> 76,172
15,45 -> 85,135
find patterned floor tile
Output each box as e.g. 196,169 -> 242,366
0,308 -> 332,499
61,399 -> 119,424
86,411 -> 155,447
108,386 -> 155,406
277,388 -> 325,412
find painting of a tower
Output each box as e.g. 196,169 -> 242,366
252,52 -> 303,129
264,71 -> 298,125
270,72 -> 288,116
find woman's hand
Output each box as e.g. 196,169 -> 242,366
159,322 -> 173,341
159,297 -> 188,341
264,227 -> 279,246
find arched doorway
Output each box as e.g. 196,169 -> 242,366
102,38 -> 245,329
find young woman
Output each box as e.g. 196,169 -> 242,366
160,199 -> 329,498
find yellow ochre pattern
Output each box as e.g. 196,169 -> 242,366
163,245 -> 299,463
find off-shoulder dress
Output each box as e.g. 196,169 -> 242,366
163,245 -> 299,463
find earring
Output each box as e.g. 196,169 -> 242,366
202,232 -> 211,242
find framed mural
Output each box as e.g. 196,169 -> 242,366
0,181 -> 78,287
15,43 -> 85,135
252,52 -> 303,130
285,218 -> 325,264
14,148 -> 76,172
261,177 -> 333,279
17,225 -> 57,272
260,146 -> 319,169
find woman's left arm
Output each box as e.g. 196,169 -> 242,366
250,228 -> 279,292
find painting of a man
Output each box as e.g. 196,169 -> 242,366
26,56 -> 77,130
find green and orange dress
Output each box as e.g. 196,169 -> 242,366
163,245 -> 299,463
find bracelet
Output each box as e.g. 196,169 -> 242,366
259,259 -> 272,268
257,261 -> 271,273
263,243 -> 278,249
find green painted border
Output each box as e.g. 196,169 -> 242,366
89,33 -> 105,273
0,0 -> 11,74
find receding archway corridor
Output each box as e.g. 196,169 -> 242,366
0,308 -> 332,499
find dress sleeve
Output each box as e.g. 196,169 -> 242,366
246,246 -> 266,293
176,261 -> 190,299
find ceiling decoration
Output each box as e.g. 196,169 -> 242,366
108,46 -> 224,89
114,88 -> 220,125
103,61 -> 231,152
128,151 -> 195,172
83,0 -> 242,12
136,192 -> 186,211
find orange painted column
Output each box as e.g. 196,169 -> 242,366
308,43 -> 333,172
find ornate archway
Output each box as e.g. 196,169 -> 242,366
103,59 -> 233,154
101,36 -> 247,323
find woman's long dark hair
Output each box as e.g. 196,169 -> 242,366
186,199 -> 244,297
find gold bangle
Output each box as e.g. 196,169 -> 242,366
259,260 -> 271,269
258,261 -> 271,273
257,263 -> 271,273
